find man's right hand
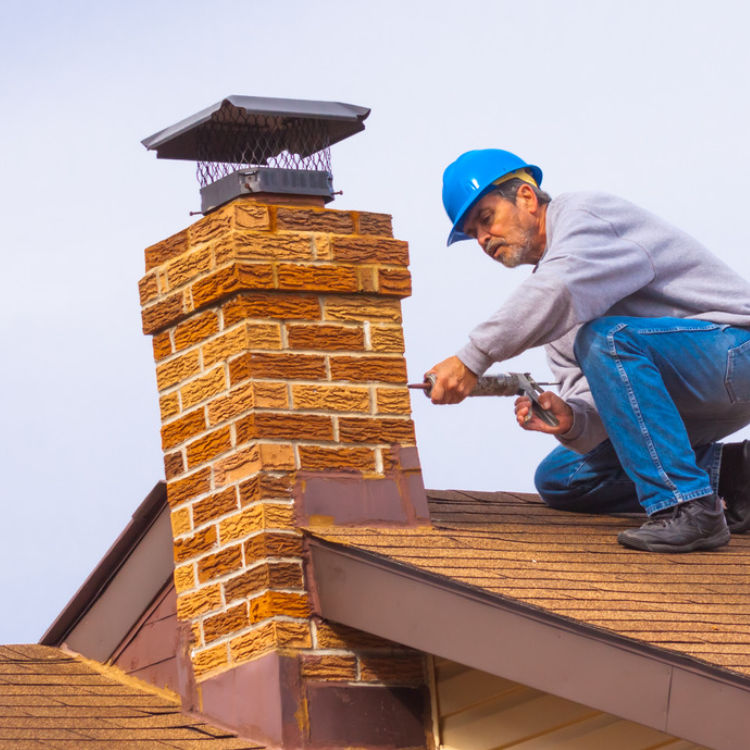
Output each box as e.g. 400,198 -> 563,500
425,356 -> 478,404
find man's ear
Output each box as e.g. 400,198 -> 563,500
515,183 -> 540,213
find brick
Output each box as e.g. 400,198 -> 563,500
338,417 -> 415,444
181,367 -> 227,410
173,563 -> 195,593
244,532 -> 303,562
174,524 -> 217,563
225,562 -> 304,603
357,212 -> 393,236
291,384 -> 370,413
202,326 -> 249,368
223,292 -> 321,326
164,450 -> 185,480
138,272 -> 160,305
300,654 -> 357,681
198,544 -> 243,583
186,426 -> 233,469
287,323 -> 364,352
193,486 -> 239,527
378,267 -> 412,297
142,291 -> 184,335
188,207 -> 232,246
359,655 -> 425,685
245,322 -> 283,349
173,311 -> 220,352
229,352 -> 327,384
204,603 -> 250,644
314,619 -> 394,650
376,387 -> 412,415
213,445 -> 261,487
219,503 -> 295,544
332,236 -> 409,265
249,591 -> 310,623
167,467 -> 211,507
156,350 -> 201,391
240,473 -> 295,505
323,295 -> 402,323
234,202 -> 271,230
259,442 -> 295,470
276,206 -> 355,233
229,621 -> 312,664
166,246 -> 213,289
191,622 -> 203,648
214,230 -> 313,264
370,325 -> 405,353
152,331 -> 173,361
144,229 -> 188,271
159,393 -> 181,421
207,382 -> 255,425
191,264 -> 275,309
192,643 -> 228,679
298,446 -> 376,472
161,409 -> 206,451
171,507 -> 192,537
313,233 -> 333,260
276,263 -> 359,293
329,355 -> 407,384
237,413 -> 334,443
253,381 -> 289,408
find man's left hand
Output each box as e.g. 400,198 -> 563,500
425,356 -> 478,404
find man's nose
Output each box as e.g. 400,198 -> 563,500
477,229 -> 490,251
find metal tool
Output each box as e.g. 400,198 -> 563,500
408,372 -> 560,427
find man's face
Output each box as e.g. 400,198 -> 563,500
462,188 -> 543,268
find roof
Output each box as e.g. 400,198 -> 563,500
306,490 -> 750,750
0,644 -> 259,748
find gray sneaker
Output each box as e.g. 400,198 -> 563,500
719,441 -> 750,533
617,494 -> 730,552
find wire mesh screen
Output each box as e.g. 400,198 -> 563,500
195,106 -> 332,187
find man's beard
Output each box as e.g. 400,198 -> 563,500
486,232 -> 535,268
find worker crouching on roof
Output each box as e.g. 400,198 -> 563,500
428,149 -> 750,553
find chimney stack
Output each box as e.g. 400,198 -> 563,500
139,97 -> 431,749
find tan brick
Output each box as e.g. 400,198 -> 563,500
300,654 -> 357,681
291,383 -> 370,413
249,591 -> 310,623
244,532 -> 303,562
167,467 -> 211,506
159,393 -> 180,421
223,292 -> 321,326
287,323 -> 364,352
276,206 -> 355,233
161,409 -> 206,451
192,642 -> 228,679
171,507 -> 192,537
313,233 -> 333,260
357,266 -> 378,292
191,264 -> 275,309
259,443 -> 295,470
236,413 -> 334,443
225,562 -> 303,603
378,267 -> 412,297
139,272 -> 160,305
188,207 -> 232,246
193,486 -> 239,527
376,387 -> 412,415
323,295 -> 402,323
370,326 -> 405,353
203,603 -> 250,644
191,622 -> 203,648
181,367 -> 227,411
229,352 -> 326,385
214,230 -> 313,264
298,446 -> 376,472
240,473 -> 295,505
314,619 -> 394,650
234,202 -> 271,231
357,212 -> 393,236
174,563 -> 195,593
219,503 -> 295,544
156,350 -> 201,391
214,445 -> 261,487
332,236 -> 409,265
198,544 -> 243,583
186,426 -> 233,469
276,263 -> 359,293
142,291 -> 185,335
207,382 -> 256,425
329,355 -> 407,384
253,381 -> 289,408
144,229 -> 188,271
166,246 -> 213,289
246,322 -> 283,349
152,331 -> 173,361
174,524 -> 217,563
173,311 -> 220,352
359,655 -> 425,685
202,326 -> 249,368
164,451 -> 185,480
177,582 -> 221,622
229,621 -> 312,664
338,417 -> 415,444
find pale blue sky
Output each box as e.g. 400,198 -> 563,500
2,0 -> 749,642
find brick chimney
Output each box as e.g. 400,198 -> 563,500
139,99 -> 432,748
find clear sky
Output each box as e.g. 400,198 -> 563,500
2,0 -> 749,643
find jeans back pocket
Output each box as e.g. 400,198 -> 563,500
726,338 -> 750,403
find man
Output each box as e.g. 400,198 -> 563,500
428,148 -> 750,552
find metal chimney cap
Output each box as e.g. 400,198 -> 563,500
141,95 -> 370,162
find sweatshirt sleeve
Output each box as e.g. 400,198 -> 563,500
456,200 -> 657,375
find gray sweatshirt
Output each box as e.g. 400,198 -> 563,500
456,192 -> 750,453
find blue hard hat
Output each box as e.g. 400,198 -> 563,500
442,149 -> 543,245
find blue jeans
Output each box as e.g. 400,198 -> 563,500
535,317 -> 750,515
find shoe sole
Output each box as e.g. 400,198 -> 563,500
617,528 -> 731,553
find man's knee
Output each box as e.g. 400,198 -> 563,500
535,448 -> 575,509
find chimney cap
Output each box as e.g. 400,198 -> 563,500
141,95 -> 371,162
